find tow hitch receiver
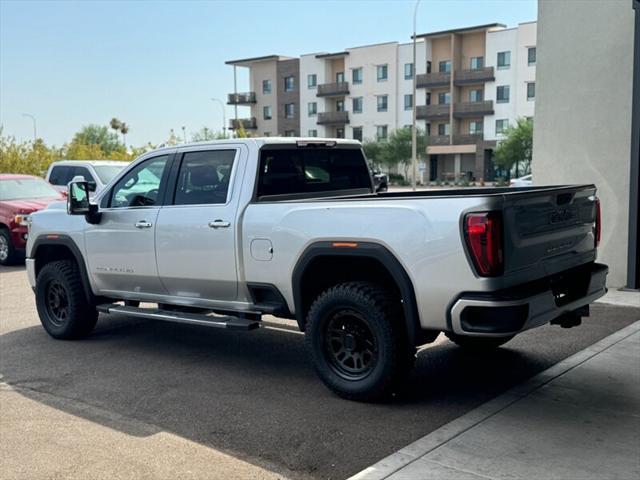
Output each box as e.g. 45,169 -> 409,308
550,305 -> 590,329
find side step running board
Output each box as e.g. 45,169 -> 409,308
97,304 -> 260,331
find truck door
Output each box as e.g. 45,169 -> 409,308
85,154 -> 172,295
154,145 -> 243,301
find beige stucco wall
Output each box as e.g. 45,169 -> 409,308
250,60 -> 278,135
532,0 -> 634,287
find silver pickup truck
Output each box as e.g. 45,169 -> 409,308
26,138 -> 607,401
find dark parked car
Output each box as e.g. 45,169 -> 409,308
0,174 -> 64,265
370,166 -> 388,192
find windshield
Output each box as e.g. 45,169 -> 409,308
93,164 -> 127,184
0,178 -> 60,201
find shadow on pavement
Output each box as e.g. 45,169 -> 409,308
1,304 -> 638,479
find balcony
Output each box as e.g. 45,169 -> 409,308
317,111 -> 349,125
427,134 -> 483,146
227,92 -> 256,105
229,118 -> 257,130
416,104 -> 450,121
454,100 -> 494,118
416,72 -> 451,88
454,67 -> 495,86
317,82 -> 349,97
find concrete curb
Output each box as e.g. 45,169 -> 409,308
349,320 -> 640,480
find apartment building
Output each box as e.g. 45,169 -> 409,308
226,21 -> 536,182
225,55 -> 301,136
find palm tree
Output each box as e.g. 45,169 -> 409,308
119,123 -> 129,147
109,118 -> 122,141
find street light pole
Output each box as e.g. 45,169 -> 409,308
22,113 -> 37,142
411,0 -> 421,191
211,98 -> 227,138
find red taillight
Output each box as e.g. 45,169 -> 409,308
464,211 -> 504,277
595,197 -> 601,248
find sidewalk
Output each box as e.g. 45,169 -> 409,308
351,319 -> 640,480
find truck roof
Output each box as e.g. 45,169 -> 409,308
174,137 -> 362,149
49,160 -> 129,166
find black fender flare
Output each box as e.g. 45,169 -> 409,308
291,241 -> 425,346
30,234 -> 96,304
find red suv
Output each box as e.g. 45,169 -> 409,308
0,174 -> 64,265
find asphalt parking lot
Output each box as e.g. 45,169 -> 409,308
1,264 -> 639,480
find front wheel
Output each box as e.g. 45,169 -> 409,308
445,332 -> 514,351
36,259 -> 98,339
305,282 -> 413,401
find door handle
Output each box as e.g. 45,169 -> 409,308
134,220 -> 153,229
208,220 -> 231,229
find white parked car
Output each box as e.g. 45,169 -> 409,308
46,160 -> 128,194
510,174 -> 533,187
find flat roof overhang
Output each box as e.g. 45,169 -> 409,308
225,55 -> 291,67
414,23 -> 506,40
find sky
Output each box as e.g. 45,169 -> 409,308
0,0 -> 537,147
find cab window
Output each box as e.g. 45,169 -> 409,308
108,156 -> 169,208
173,150 -> 236,205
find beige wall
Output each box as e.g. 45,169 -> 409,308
532,0 -> 635,287
458,31 -> 485,70
430,37 -> 451,67
250,60 -> 278,135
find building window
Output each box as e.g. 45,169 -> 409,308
308,102 -> 317,116
377,64 -> 388,81
308,129 -> 318,137
352,97 -> 363,114
438,60 -> 451,73
284,130 -> 296,137
284,76 -> 295,92
352,126 -> 363,142
497,51 -> 511,69
377,95 -> 388,112
528,47 -> 536,66
438,123 -> 450,136
426,92 -> 431,105
336,99 -> 345,112
262,80 -> 272,94
527,82 -> 535,101
438,92 -> 451,105
352,67 -> 363,84
469,121 -> 483,135
336,128 -> 345,139
426,60 -> 432,73
404,63 -> 414,80
469,89 -> 483,102
495,119 -> 508,134
263,105 -> 272,120
336,71 -> 345,83
264,132 -> 271,137
496,85 -> 510,103
470,56 -> 484,69
376,125 -> 388,140
285,103 -> 295,118
307,74 -> 317,89
404,94 -> 413,110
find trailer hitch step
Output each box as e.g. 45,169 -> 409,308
97,304 -> 260,331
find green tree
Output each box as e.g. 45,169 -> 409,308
109,118 -> 122,141
362,140 -> 384,169
494,117 -> 533,177
381,126 -> 428,179
119,122 -> 129,146
71,124 -> 122,155
191,127 -> 226,142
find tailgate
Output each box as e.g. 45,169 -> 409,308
501,185 -> 598,281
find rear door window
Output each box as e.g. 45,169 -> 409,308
173,150 -> 236,205
49,166 -> 74,186
257,147 -> 372,199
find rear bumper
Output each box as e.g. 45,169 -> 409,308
449,262 -> 608,337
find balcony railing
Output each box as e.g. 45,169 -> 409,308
454,67 -> 495,85
317,111 -> 349,125
454,100 -> 494,117
416,104 -> 450,120
227,92 -> 256,105
416,72 -> 451,88
317,82 -> 350,97
229,118 -> 257,130
427,134 -> 483,146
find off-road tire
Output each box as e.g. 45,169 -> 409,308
445,332 -> 514,351
36,259 -> 98,339
305,281 -> 413,401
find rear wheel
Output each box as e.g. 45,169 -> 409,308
36,259 -> 98,339
0,228 -> 19,266
305,282 -> 413,401
445,332 -> 514,351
